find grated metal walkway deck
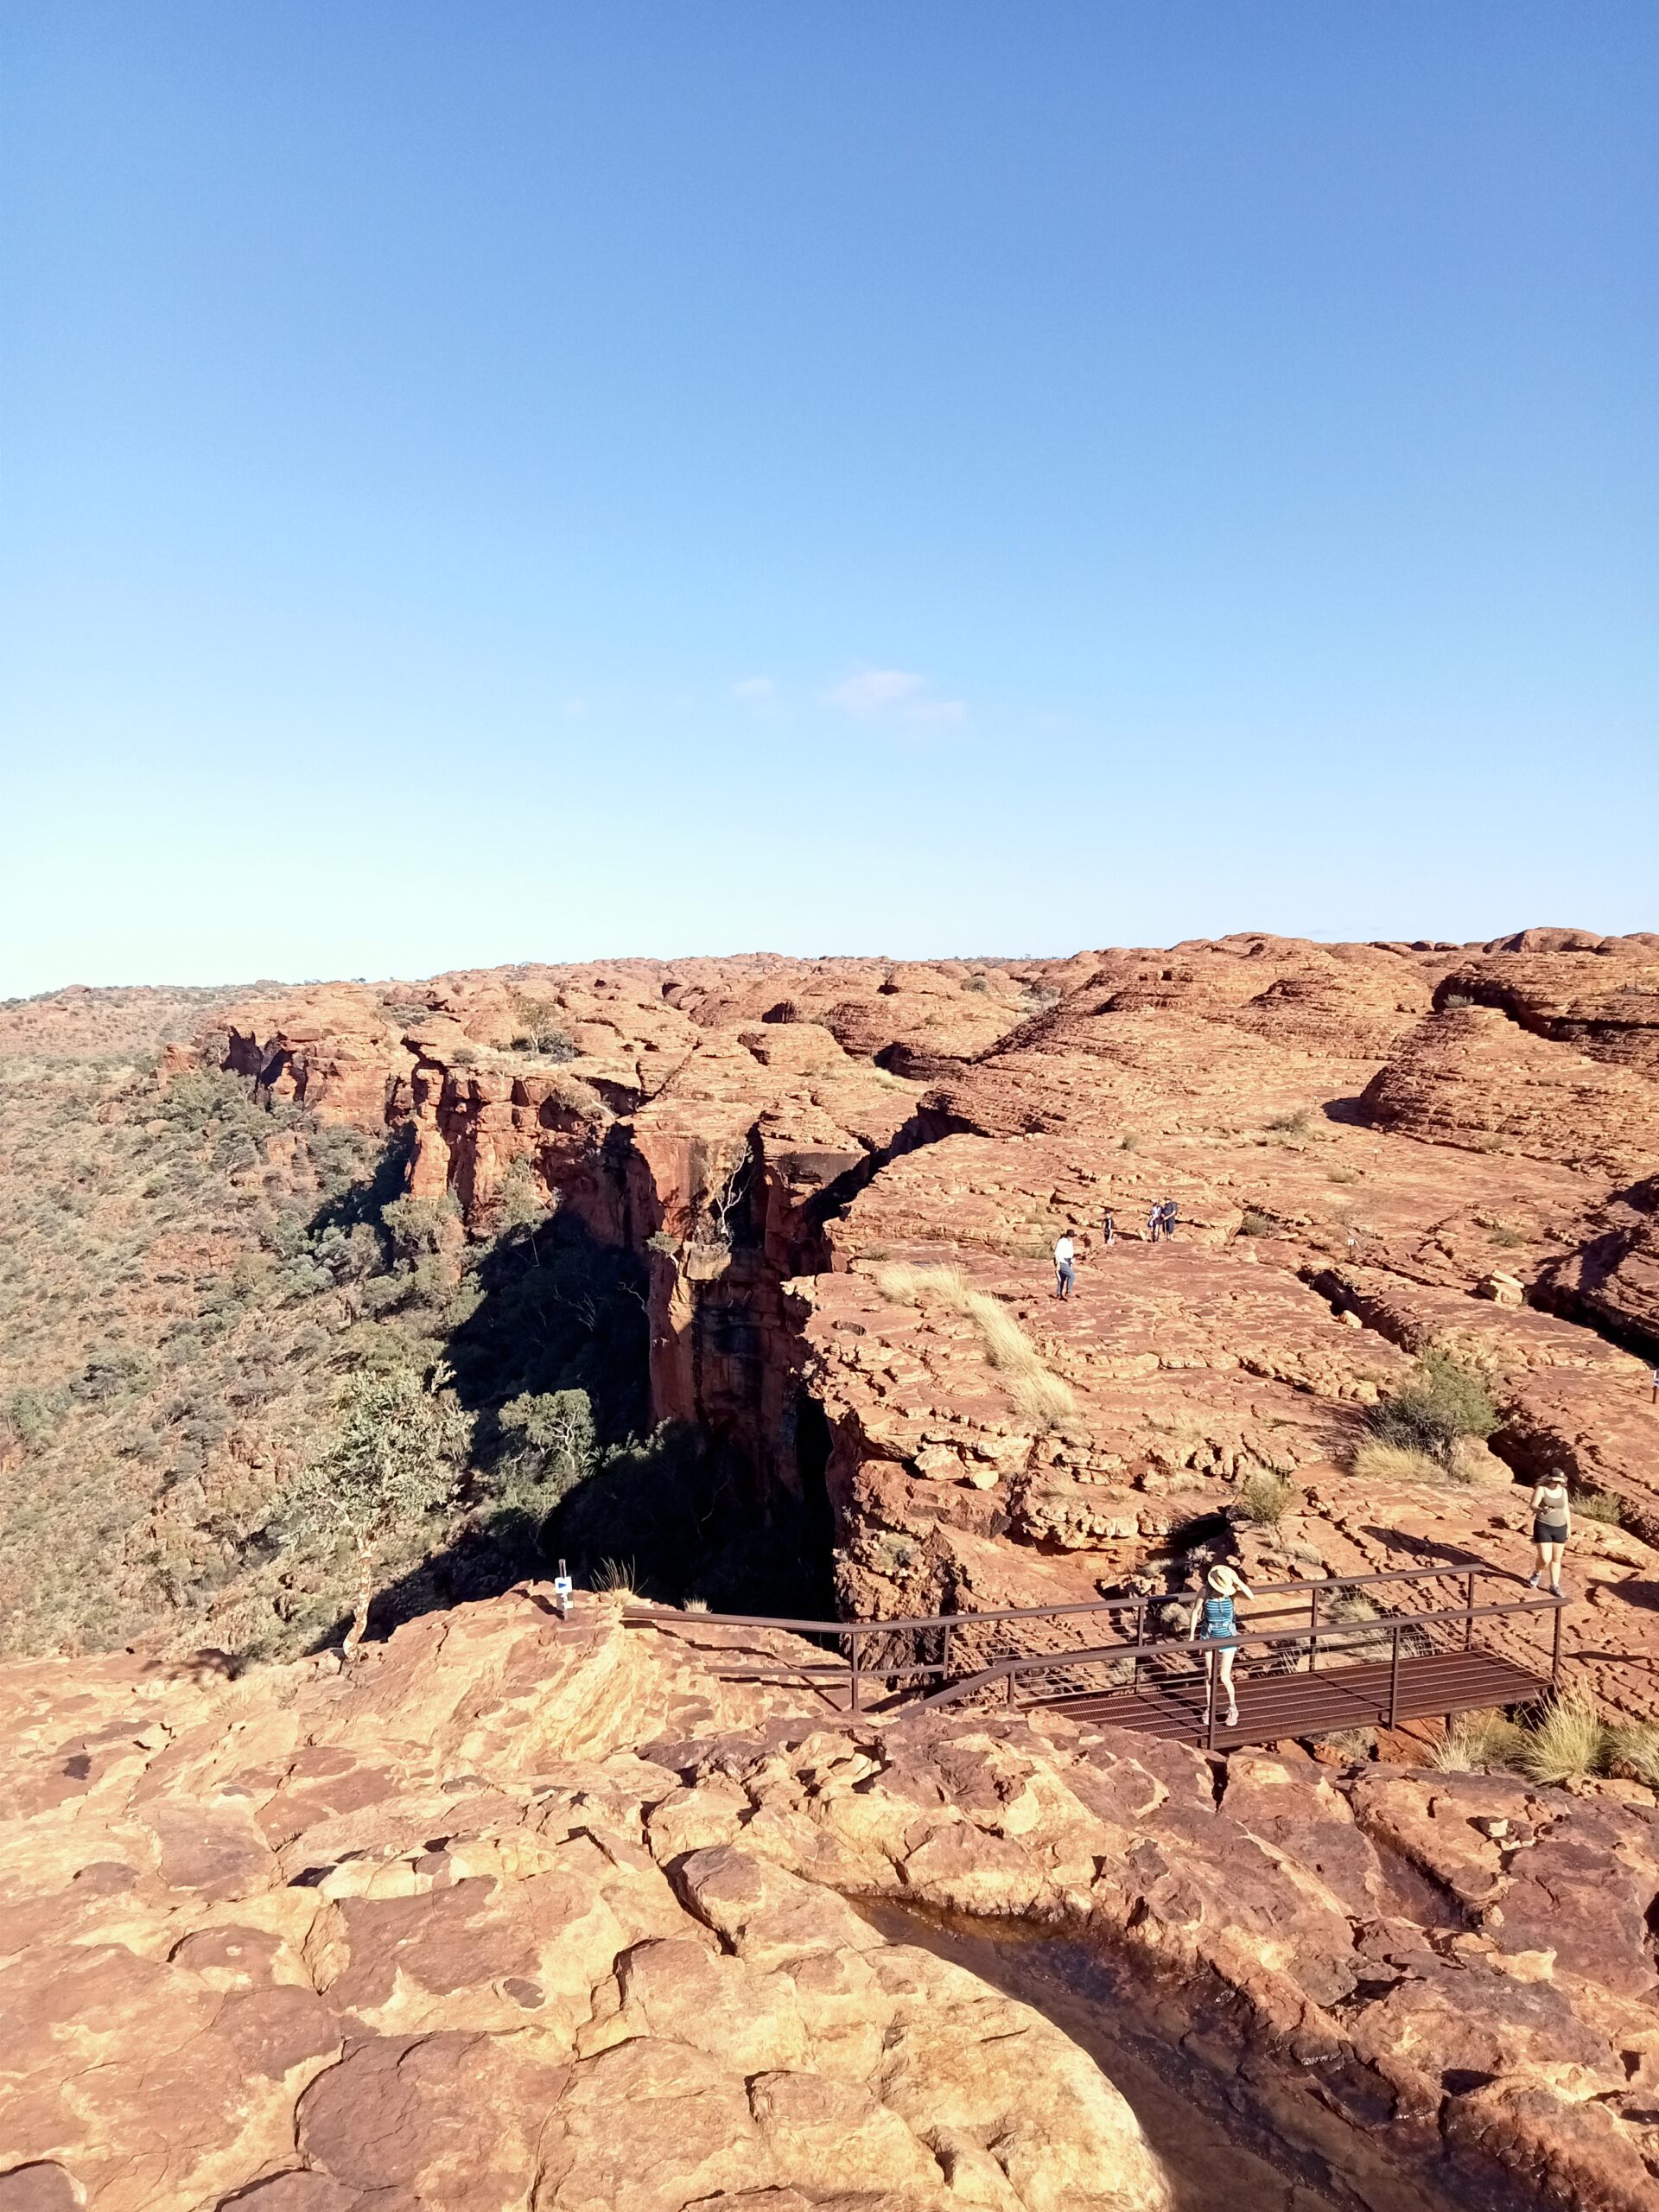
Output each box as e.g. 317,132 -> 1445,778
1032,1649 -> 1548,1750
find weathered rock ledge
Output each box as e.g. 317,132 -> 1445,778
2,1593 -> 1656,2212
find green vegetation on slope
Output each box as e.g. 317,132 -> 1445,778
0,1006 -> 650,1665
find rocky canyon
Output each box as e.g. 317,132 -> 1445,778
3,928 -> 1658,2209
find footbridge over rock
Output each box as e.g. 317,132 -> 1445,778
627,1561 -> 1567,1751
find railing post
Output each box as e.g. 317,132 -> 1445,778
849,1630 -> 861,1715
1388,1620 -> 1401,1730
1308,1584 -> 1320,1673
1006,1664 -> 1016,1707
1465,1570 -> 1476,1652
941,1618 -> 952,1688
1552,1592 -> 1564,1685
1134,1603 -> 1144,1693
1205,1649 -> 1217,1751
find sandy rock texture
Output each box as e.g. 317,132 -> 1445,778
3,1594 -> 1656,2212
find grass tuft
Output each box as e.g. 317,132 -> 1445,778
874,1263 -> 1083,1436
1603,1720 -> 1659,1787
1236,1471 -> 1300,1525
1521,1687 -> 1604,1784
1433,1707 -> 1528,1773
1574,1487 -> 1623,1526
1350,1440 -> 1447,1485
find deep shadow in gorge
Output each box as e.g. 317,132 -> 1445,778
363,1211 -> 838,1638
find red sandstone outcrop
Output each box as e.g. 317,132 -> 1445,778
1437,944 -> 1659,1073
1,1592 -> 1655,2210
178,931 -> 1659,1716
1361,1005 -> 1659,1177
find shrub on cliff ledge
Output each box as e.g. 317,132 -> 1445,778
508,995 -> 577,1060
1360,1346 -> 1497,1469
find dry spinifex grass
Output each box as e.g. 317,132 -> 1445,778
873,1262 -> 1083,1437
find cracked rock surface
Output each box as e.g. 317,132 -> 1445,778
3,1594 -> 1656,2211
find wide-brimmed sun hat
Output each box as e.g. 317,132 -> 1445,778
1206,1564 -> 1243,1595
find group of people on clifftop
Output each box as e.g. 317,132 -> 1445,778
1051,1198 -> 1178,1300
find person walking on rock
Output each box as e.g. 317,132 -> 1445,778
1528,1471 -> 1572,1595
1191,1563 -> 1254,1730
1053,1232 -> 1076,1300
1146,1202 -> 1162,1243
1102,1207 -> 1116,1248
1160,1198 -> 1179,1241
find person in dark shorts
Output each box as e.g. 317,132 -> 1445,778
1102,1207 -> 1116,1247
1160,1198 -> 1179,1240
1146,1203 -> 1162,1243
1528,1471 -> 1571,1594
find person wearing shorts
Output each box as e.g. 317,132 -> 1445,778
1528,1472 -> 1571,1594
1190,1562 -> 1255,1729
1053,1233 -> 1076,1300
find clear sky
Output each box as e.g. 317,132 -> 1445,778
3,3 -> 1654,994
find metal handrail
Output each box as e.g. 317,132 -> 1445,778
622,1561 -> 1556,1717
919,1589 -> 1568,1729
620,1560 -> 1518,1640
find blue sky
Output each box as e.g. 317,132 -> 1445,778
3,3 -> 1654,993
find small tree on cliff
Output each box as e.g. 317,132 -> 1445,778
496,1387 -> 595,1511
286,1363 -> 473,1656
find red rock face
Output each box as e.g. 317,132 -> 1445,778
189,933 -> 1659,1715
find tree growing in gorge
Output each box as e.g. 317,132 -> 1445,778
284,1363 -> 473,1656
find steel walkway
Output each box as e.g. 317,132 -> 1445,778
626,1561 -> 1567,1750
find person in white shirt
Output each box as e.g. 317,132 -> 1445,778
1053,1234 -> 1076,1300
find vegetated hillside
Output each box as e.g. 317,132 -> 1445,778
0,988 -> 657,1663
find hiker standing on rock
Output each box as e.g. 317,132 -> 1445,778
1160,1198 -> 1179,1241
1528,1471 -> 1572,1595
1146,1203 -> 1162,1243
1191,1563 -> 1254,1730
1102,1207 -> 1116,1248
1053,1232 -> 1076,1300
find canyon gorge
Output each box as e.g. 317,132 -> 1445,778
3,928 -> 1658,2211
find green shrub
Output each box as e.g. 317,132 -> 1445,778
1574,1486 -> 1623,1526
498,1388 -> 596,1499
1362,1347 -> 1497,1468
508,995 -> 578,1060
